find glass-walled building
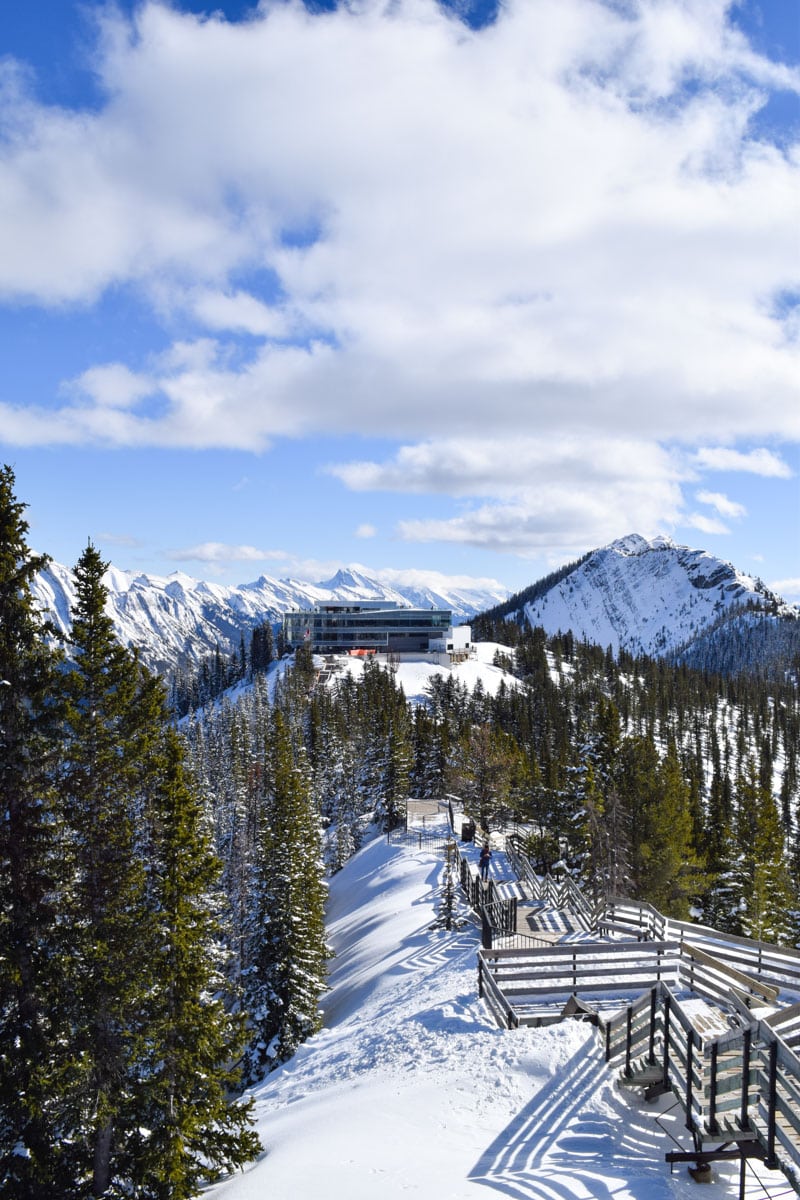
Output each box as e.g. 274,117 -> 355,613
283,600 -> 453,654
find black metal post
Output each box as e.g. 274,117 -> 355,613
738,1028 -> 751,1131
625,1006 -> 633,1078
662,993 -> 671,1089
708,1042 -> 719,1135
685,1029 -> 695,1133
765,1037 -> 778,1169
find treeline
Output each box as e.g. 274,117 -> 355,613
0,468 -> 263,1198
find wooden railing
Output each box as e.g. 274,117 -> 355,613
505,836 -> 600,930
600,897 -> 800,998
478,940 -> 682,1029
602,981 -> 800,1184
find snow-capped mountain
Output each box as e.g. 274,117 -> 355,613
32,560 -> 507,674
496,534 -> 798,670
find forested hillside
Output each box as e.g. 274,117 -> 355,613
184,617 -> 800,953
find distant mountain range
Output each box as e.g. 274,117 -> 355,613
481,534 -> 799,680
32,535 -> 799,681
32,561 -> 508,673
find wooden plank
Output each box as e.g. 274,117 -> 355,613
682,942 -> 780,1004
481,939 -> 679,963
764,1001 -> 800,1030
499,980 -> 665,999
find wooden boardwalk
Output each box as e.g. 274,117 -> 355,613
473,837 -> 800,1192
408,813 -> 800,1189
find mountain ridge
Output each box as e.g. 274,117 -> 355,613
31,559 -> 508,673
477,534 -> 799,680
32,535 -> 799,681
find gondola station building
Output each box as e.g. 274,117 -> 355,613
283,600 -> 471,658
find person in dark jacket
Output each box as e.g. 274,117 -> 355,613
479,842 -> 492,881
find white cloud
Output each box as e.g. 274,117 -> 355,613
331,435 -> 687,556
770,577 -> 800,601
190,289 -> 293,338
330,436 -> 685,497
355,523 -> 377,539
69,364 -> 156,410
168,542 -> 288,564
695,489 -> 747,519
364,564 -> 507,594
684,512 -> 731,536
0,0 -> 795,452
693,447 -> 793,477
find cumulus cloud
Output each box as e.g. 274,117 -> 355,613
0,0 -> 795,445
693,447 -> 794,476
695,490 -> 747,519
0,0 -> 797,561
355,523 -> 377,539
771,577 -> 800,601
685,512 -> 731,536
364,564 -> 507,594
169,542 -> 288,564
331,435 -> 687,555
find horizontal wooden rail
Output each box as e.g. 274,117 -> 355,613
681,942 -> 779,1005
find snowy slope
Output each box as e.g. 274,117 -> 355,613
329,640 -> 517,704
517,534 -> 795,659
31,561 -> 507,674
205,835 -> 776,1200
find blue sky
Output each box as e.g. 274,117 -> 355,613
0,0 -> 798,598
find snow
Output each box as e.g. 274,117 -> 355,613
206,836 -> 782,1200
520,534 -> 795,659
330,641 -> 517,704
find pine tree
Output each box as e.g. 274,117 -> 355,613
249,621 -> 275,676
0,466 -> 70,1196
60,545 -> 259,1194
447,722 -> 528,833
131,728 -> 260,1198
642,743 -> 705,918
59,543 -> 156,1195
733,760 -> 794,943
242,710 -> 328,1080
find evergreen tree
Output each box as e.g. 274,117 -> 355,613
60,543 -> 155,1195
132,728 -> 260,1198
447,722 -> 529,832
61,544 -> 259,1194
243,710 -> 328,1079
733,760 -> 794,943
0,467 -> 70,1196
643,743 -> 705,917
250,621 -> 275,676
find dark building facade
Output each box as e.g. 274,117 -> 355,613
283,600 -> 452,654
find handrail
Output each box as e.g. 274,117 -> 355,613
600,897 -> 800,994
681,942 -> 779,1006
